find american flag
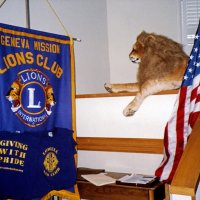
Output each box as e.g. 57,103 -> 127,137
155,22 -> 200,183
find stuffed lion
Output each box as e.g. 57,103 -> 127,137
105,31 -> 189,116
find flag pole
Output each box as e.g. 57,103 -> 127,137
0,0 -> 6,8
25,0 -> 30,29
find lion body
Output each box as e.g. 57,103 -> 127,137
6,80 -> 22,112
105,31 -> 189,116
45,84 -> 56,115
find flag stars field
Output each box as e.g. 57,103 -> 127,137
195,34 -> 199,39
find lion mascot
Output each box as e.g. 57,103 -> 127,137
105,31 -> 189,116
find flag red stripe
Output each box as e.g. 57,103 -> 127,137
166,87 -> 187,182
155,125 -> 169,177
190,86 -> 198,102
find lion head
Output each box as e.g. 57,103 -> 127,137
129,32 -> 149,63
129,31 -> 188,84
129,31 -> 185,63
6,79 -> 22,112
45,84 -> 56,115
129,31 -> 185,64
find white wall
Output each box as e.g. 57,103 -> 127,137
44,0 -> 110,94
171,195 -> 192,200
78,151 -> 163,175
0,0 -> 182,94
0,0 -> 27,26
76,94 -> 177,174
196,181 -> 200,200
107,0 -> 181,84
0,0 -> 110,94
76,95 -> 176,138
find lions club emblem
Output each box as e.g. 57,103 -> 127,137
6,69 -> 56,127
43,147 -> 60,177
43,152 -> 58,173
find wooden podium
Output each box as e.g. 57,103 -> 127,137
77,168 -> 165,200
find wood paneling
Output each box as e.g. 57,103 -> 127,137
77,169 -> 166,200
170,116 -> 200,197
76,91 -> 176,154
76,90 -> 178,99
77,181 -> 149,200
77,137 -> 164,154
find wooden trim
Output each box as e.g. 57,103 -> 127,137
170,115 -> 200,197
76,90 -> 178,99
77,137 -> 164,154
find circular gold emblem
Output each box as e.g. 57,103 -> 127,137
43,152 -> 59,173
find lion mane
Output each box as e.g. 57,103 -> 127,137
45,84 -> 56,115
6,79 -> 22,112
105,31 -> 189,116
135,31 -> 188,85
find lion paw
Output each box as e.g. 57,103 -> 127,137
104,83 -> 113,93
123,106 -> 136,117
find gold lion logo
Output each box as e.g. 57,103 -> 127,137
45,84 -> 56,116
43,152 -> 59,173
6,79 -> 22,112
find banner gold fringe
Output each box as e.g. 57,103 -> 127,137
41,184 -> 80,200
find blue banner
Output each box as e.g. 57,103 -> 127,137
0,23 -> 73,132
0,23 -> 79,199
0,128 -> 77,199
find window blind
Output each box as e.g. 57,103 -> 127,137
181,0 -> 200,54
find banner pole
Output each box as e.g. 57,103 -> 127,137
0,0 -> 6,8
25,0 -> 30,29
